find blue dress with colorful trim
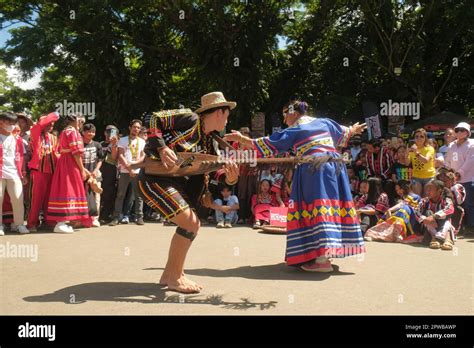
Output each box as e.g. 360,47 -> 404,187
380,193 -> 421,240
252,116 -> 365,266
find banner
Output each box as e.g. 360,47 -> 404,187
270,207 -> 288,227
365,114 -> 382,140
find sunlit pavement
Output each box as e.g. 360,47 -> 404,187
1,223 -> 472,315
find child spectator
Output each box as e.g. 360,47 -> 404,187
391,145 -> 413,182
436,168 -> 466,237
416,180 -> 455,251
356,177 -> 390,234
347,165 -> 360,196
251,179 -> 279,229
353,150 -> 368,181
354,179 -> 368,207
212,186 -> 239,228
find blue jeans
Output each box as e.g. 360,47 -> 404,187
214,199 -> 238,223
461,182 -> 474,227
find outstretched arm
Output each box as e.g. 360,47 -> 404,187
223,130 -> 253,149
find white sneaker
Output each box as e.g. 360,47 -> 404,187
10,224 -> 28,233
0,225 -> 4,236
91,219 -> 101,227
53,222 -> 74,234
17,225 -> 30,234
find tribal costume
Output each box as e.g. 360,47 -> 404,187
251,116 -> 365,266
416,195 -> 455,242
46,126 -> 89,222
27,112 -> 59,228
138,109 -> 225,220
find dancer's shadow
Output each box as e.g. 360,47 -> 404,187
144,262 -> 354,281
23,282 -> 276,310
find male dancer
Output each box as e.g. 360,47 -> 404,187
138,92 -> 239,293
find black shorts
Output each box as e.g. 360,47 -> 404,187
137,173 -> 204,220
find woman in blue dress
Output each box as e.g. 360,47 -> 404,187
224,100 -> 366,272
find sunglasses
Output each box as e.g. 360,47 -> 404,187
455,128 -> 467,133
415,135 -> 425,138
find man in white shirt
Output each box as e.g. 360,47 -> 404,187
109,119 -> 146,226
0,112 -> 29,235
444,122 -> 474,232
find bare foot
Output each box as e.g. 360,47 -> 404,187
167,276 -> 203,294
159,271 -> 184,286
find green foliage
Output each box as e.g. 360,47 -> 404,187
0,0 -> 472,132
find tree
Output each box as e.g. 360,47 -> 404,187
1,0 -> 297,129
1,0 -> 472,133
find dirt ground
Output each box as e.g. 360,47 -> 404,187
1,223 -> 472,315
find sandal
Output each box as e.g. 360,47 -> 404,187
441,240 -> 454,251
300,260 -> 334,273
429,239 -> 441,249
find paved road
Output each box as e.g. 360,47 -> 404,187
1,223 -> 472,315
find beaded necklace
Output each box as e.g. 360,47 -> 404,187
258,192 -> 272,204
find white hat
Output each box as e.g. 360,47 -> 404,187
454,122 -> 471,137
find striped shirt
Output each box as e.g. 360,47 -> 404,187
366,147 -> 392,179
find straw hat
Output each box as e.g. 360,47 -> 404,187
195,91 -> 236,114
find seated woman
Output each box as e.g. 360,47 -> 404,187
356,177 -> 390,234
415,179 -> 456,251
251,179 -> 279,229
436,168 -> 466,237
365,180 -> 423,243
